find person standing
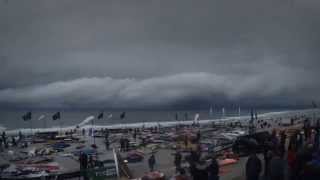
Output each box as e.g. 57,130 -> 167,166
105,138 -> 110,150
246,151 -> 262,180
207,156 -> 219,180
174,151 -> 182,171
0,138 -> 3,152
279,131 -> 287,158
120,137 -> 124,152
2,132 -> 7,148
263,149 -> 273,178
80,152 -> 88,180
314,129 -> 320,150
269,151 -> 285,180
148,153 -> 156,172
287,144 -> 297,180
18,131 -> 23,142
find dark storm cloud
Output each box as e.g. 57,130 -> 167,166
0,0 -> 319,108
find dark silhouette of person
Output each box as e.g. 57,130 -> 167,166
174,151 -> 182,171
148,154 -> 156,172
79,152 -> 88,180
246,151 -> 262,180
207,156 -> 220,180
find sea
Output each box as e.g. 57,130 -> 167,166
0,107 -> 317,131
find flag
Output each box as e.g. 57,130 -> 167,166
52,112 -> 61,120
97,112 -> 103,119
175,113 -> 178,121
22,112 -> 32,121
194,113 -> 200,122
120,112 -> 126,119
312,101 -> 318,108
255,110 -> 258,120
78,116 -> 94,127
38,115 -> 45,121
107,113 -> 113,119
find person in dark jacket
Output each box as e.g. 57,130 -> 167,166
174,151 -> 182,171
207,156 -> 219,180
279,131 -> 287,158
269,152 -> 285,180
263,149 -> 273,178
193,160 -> 208,180
80,152 -> 88,180
105,138 -> 110,150
246,151 -> 262,180
148,154 -> 156,172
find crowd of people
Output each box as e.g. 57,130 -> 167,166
246,118 -> 320,180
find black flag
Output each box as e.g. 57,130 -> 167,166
312,101 -> 318,108
120,112 -> 126,119
52,112 -> 61,120
97,112 -> 103,119
22,112 -> 32,121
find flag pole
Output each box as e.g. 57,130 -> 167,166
59,115 -> 62,135
92,116 -> 95,145
44,117 -> 46,129
30,114 -> 33,136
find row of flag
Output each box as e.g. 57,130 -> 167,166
23,111 -> 61,121
20,101 -> 319,122
97,112 -> 125,120
22,111 -> 126,121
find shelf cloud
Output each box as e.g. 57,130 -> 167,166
0,0 -> 319,108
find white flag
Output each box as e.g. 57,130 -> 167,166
107,113 -> 113,119
194,113 -> 200,123
38,115 -> 45,121
78,116 -> 94,127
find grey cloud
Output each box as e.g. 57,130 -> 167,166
0,72 -> 317,109
0,0 -> 320,108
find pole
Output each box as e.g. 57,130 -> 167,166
30,118 -> 33,135
44,117 -> 46,129
92,117 -> 95,145
59,117 -> 62,135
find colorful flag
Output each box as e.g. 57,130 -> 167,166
52,112 -> 61,120
22,112 -> 32,121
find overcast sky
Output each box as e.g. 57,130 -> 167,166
0,0 -> 319,109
